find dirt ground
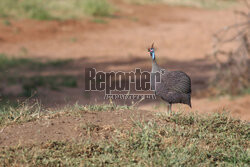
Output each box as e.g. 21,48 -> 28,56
0,1 -> 249,147
0,109 -> 154,147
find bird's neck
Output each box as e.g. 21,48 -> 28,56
152,59 -> 160,73
152,58 -> 157,65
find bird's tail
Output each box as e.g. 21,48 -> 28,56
188,94 -> 192,108
189,103 -> 192,108
182,93 -> 192,108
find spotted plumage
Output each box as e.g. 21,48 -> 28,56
149,43 -> 192,114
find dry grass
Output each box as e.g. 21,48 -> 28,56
0,101 -> 133,127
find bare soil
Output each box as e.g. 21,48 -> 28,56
0,109 -> 153,147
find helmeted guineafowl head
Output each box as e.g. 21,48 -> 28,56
148,43 -> 155,60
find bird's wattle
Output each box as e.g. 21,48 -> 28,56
151,52 -> 155,60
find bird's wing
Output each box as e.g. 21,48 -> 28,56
159,71 -> 191,94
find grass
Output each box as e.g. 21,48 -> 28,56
0,102 -> 132,127
124,0 -> 238,9
0,53 -> 72,71
59,103 -> 134,118
0,0 -> 237,21
164,0 -> 237,9
0,53 -> 77,96
21,75 -> 78,97
81,0 -> 114,17
124,0 -> 162,5
0,0 -> 114,20
0,101 -> 41,126
240,87 -> 250,95
0,106 -> 249,166
2,20 -> 11,26
79,103 -> 133,112
0,0 -> 238,21
0,0 -> 54,20
0,53 -> 34,70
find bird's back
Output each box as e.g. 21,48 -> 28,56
161,71 -> 191,94
155,70 -> 192,106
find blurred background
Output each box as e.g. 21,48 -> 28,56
0,0 -> 249,120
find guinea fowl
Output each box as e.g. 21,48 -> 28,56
149,43 -> 192,114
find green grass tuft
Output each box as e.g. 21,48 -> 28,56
81,103 -> 133,112
0,0 -> 55,20
81,0 -> 114,17
0,101 -> 41,126
124,0 -> 238,9
240,87 -> 250,95
0,53 -> 33,70
0,0 -> 114,20
0,54 -> 72,71
21,75 -> 78,97
19,0 -> 55,20
2,20 -> 12,26
0,54 -> 76,97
